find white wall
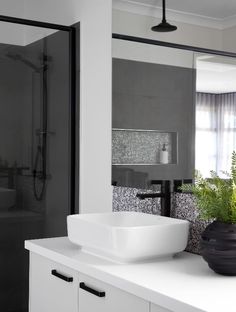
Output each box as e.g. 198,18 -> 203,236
21,0 -> 113,213
0,0 -> 24,16
112,10 -> 223,51
223,26 -> 236,53
0,0 -> 56,46
112,39 -> 194,68
0,0 -> 25,44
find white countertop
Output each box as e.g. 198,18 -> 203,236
25,237 -> 236,312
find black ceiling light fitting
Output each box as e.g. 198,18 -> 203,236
151,0 -> 177,32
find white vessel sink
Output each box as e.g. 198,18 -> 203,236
0,187 -> 16,211
67,212 -> 189,263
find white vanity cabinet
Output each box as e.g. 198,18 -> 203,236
26,237 -> 234,312
28,252 -> 173,312
29,253 -> 79,312
78,273 -> 149,312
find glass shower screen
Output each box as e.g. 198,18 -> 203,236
0,19 -> 75,312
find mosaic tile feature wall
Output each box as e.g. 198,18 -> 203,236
171,193 -> 211,254
113,187 -> 210,255
113,186 -> 161,215
112,129 -> 175,165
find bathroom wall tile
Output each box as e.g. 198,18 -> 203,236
113,186 -> 161,215
171,193 -> 211,254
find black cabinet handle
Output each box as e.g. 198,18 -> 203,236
51,269 -> 73,282
80,282 -> 106,297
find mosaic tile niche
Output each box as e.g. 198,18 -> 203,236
112,129 -> 177,165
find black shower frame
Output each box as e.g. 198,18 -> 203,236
0,15 -> 77,214
112,33 -> 236,58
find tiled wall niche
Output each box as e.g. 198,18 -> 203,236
113,186 -> 209,255
112,129 -> 177,165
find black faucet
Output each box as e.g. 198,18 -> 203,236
136,180 -> 171,217
136,193 -> 164,199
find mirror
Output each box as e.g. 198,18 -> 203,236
112,39 -> 236,190
112,40 -> 195,189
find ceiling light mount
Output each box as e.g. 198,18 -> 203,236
151,0 -> 177,33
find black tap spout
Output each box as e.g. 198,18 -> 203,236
136,193 -> 164,200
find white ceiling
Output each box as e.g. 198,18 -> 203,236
196,55 -> 236,93
130,0 -> 236,19
113,0 -> 236,29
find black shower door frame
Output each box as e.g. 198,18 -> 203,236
0,15 -> 77,214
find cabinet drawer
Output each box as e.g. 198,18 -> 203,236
151,303 -> 173,312
29,253 -> 79,312
79,273 -> 149,312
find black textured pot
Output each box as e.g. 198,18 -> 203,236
201,221 -> 236,276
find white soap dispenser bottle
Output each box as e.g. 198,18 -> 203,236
160,144 -> 168,164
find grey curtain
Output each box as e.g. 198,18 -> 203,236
196,92 -> 236,177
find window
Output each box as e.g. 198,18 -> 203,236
196,92 -> 236,177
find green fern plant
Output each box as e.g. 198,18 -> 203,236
181,151 -> 236,223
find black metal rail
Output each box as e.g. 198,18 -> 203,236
112,33 -> 236,58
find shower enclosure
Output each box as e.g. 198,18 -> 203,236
0,17 -> 78,312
